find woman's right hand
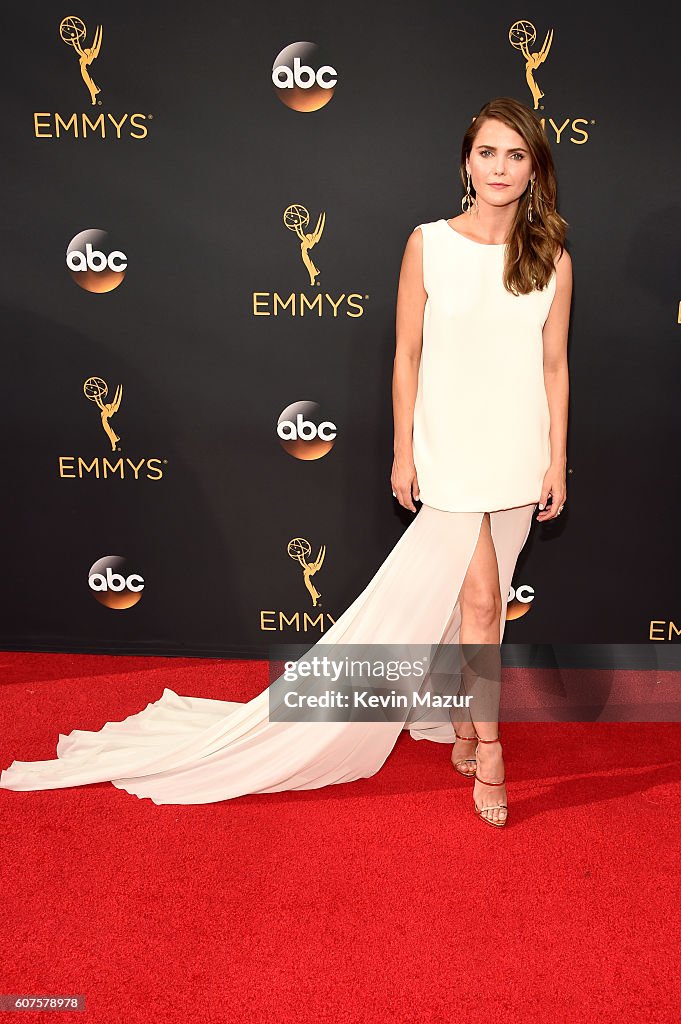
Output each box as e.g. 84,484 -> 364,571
391,452 -> 421,512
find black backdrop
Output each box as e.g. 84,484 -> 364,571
2,2 -> 679,658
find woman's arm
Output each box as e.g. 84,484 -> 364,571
391,228 -> 427,511
537,246 -> 572,521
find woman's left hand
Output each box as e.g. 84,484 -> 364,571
536,464 -> 567,521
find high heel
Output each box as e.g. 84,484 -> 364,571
473,735 -> 508,829
451,730 -> 477,777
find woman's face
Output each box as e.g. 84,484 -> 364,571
465,118 -> 534,209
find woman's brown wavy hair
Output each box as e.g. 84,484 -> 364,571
460,96 -> 568,295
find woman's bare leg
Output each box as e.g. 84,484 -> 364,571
458,512 -> 507,825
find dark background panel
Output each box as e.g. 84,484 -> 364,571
1,1 -> 679,655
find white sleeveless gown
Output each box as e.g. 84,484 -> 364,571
0,220 -> 556,805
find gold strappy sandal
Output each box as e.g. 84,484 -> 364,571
451,729 -> 477,777
473,735 -> 508,829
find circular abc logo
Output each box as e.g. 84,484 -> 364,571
506,584 -> 535,621
277,401 -> 337,460
88,555 -> 144,609
66,229 -> 127,293
271,42 -> 338,111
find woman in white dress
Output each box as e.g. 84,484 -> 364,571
0,97 -> 571,828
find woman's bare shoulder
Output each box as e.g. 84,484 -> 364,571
404,223 -> 425,251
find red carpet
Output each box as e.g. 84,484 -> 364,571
1,652 -> 679,1023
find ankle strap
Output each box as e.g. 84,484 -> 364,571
474,773 -> 505,786
454,730 -> 476,741
475,736 -> 501,744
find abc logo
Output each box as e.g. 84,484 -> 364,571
277,401 -> 337,460
88,555 -> 144,609
272,42 -> 337,111
67,229 -> 127,293
506,584 -> 535,621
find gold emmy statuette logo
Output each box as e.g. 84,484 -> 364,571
509,20 -> 553,110
252,205 -> 366,317
84,376 -> 122,451
288,536 -> 325,606
284,205 -> 325,286
58,377 -> 165,479
60,15 -> 102,105
35,18 -> 150,139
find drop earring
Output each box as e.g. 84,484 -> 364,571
461,170 -> 477,214
527,177 -> 535,222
